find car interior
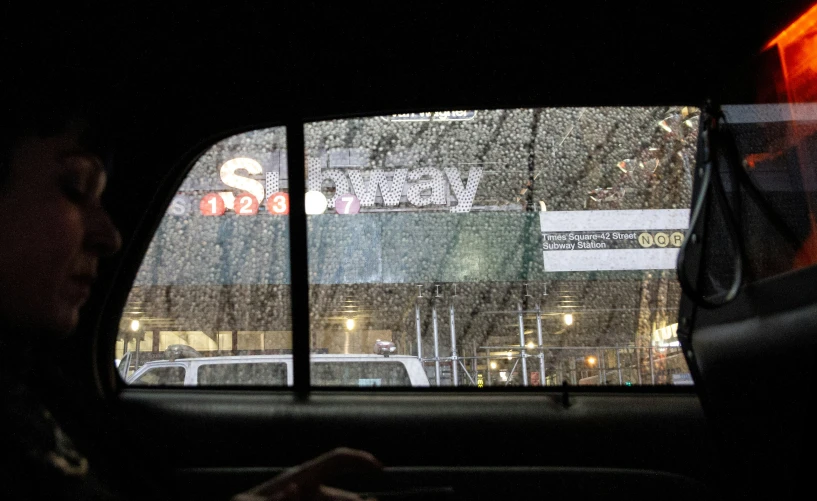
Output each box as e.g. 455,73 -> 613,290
4,2 -> 817,500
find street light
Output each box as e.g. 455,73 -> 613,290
586,355 -> 597,366
130,319 -> 140,332
563,313 -> 573,326
345,318 -> 355,330
490,361 -> 497,370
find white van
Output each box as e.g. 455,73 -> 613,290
126,354 -> 430,387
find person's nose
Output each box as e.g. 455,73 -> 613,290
85,206 -> 122,257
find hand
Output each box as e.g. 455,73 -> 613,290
232,448 -> 383,501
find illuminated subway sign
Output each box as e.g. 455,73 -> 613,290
385,110 -> 477,122
212,157 -> 483,214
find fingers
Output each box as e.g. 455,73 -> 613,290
316,486 -> 374,501
234,482 -> 299,501
235,484 -> 372,501
251,448 -> 383,497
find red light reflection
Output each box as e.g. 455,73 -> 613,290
765,4 -> 817,102
761,4 -> 817,269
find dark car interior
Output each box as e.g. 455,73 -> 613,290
3,2 -> 817,500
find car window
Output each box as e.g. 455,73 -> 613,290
197,362 -> 288,386
120,108 -> 697,388
117,126 -> 293,386
718,104 -> 817,280
672,104 -> 817,305
303,108 -> 696,387
311,362 -> 411,387
131,367 -> 186,386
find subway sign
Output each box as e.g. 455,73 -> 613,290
193,156 -> 484,216
385,110 -> 477,122
540,209 -> 690,271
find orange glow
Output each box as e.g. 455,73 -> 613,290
764,3 -> 817,103
794,215 -> 817,269
744,150 -> 785,169
765,4 -> 817,50
762,3 -> 817,270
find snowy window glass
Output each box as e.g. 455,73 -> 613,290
118,127 -> 294,386
120,109 -> 699,388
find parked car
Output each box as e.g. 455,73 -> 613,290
127,354 -> 430,387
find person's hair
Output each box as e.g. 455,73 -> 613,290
0,78 -> 111,188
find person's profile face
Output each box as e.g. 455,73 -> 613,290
0,125 -> 121,336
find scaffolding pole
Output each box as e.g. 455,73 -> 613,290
536,303 -> 545,387
449,303 -> 459,387
616,349 -> 623,384
485,349 -> 492,386
506,357 -> 521,387
432,303 -> 441,386
459,360 -> 476,385
517,302 -> 528,386
480,344 -> 658,350
415,303 -> 423,361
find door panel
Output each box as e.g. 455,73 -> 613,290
117,391 -> 715,500
677,98 -> 817,499
687,267 -> 817,499
175,467 -> 711,501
